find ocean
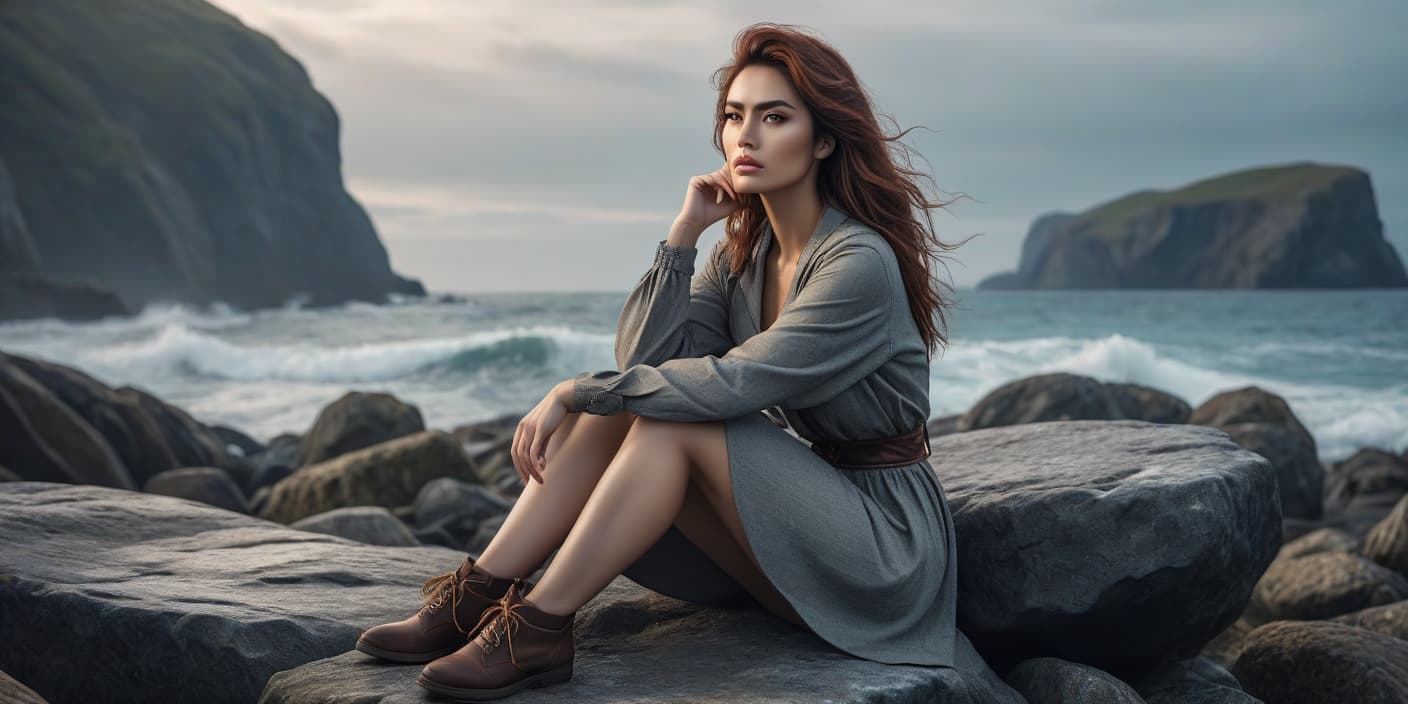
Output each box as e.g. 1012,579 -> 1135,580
1,288 -> 1404,464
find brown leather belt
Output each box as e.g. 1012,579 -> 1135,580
810,423 -> 931,470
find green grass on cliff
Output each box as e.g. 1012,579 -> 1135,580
0,0 -> 326,194
1077,162 -> 1359,237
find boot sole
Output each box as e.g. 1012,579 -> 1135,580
415,663 -> 573,701
354,638 -> 462,664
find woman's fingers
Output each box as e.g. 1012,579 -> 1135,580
716,171 -> 738,202
511,423 -> 528,485
520,423 -> 543,485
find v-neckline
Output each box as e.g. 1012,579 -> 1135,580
747,203 -> 849,335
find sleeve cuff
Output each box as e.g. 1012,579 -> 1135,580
571,370 -> 626,415
654,240 -> 698,276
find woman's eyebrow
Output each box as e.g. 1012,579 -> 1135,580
725,99 -> 795,110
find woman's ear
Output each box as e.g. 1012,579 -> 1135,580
815,134 -> 836,160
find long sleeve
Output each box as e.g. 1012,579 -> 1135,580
571,242 -> 895,420
613,239 -> 734,369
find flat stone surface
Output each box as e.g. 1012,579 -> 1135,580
0,482 -> 1022,704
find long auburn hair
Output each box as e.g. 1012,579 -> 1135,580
710,22 -> 975,359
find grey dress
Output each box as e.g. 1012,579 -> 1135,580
569,203 -> 959,668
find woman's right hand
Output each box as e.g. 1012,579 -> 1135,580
676,163 -> 745,233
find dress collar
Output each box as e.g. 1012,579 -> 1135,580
741,203 -> 851,334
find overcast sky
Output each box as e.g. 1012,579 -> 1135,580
210,0 -> 1407,294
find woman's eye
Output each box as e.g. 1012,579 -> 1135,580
723,112 -> 784,123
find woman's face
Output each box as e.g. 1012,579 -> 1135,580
721,64 -> 830,194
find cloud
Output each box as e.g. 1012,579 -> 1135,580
207,0 -> 1408,291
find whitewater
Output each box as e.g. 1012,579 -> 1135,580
1,288 -> 1403,464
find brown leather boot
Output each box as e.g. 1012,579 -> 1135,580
415,580 -> 576,700
355,555 -> 533,663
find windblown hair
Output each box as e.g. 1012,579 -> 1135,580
710,22 -> 975,359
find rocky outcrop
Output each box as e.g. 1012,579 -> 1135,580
1230,620 -> 1408,704
0,482 -> 1023,704
959,372 -> 1191,430
978,162 -> 1407,290
0,271 -> 129,322
143,466 -> 249,514
1325,448 -> 1408,519
0,351 -> 246,488
1363,493 -> 1408,574
1248,551 -> 1408,621
297,391 -> 426,467
258,430 -> 478,524
0,0 -> 424,321
1001,657 -> 1145,702
290,506 -> 420,547
1331,600 -> 1408,641
935,420 -> 1281,675
1191,386 -> 1325,522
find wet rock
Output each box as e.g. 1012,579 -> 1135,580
1230,620 -> 1408,704
260,430 -> 475,525
1331,599 -> 1408,641
1363,493 -> 1408,574
1001,656 -> 1144,703
143,466 -> 249,514
298,391 -> 425,467
1250,551 -> 1408,621
1275,526 -> 1359,560
1190,386 -> 1323,520
959,372 -> 1189,431
937,419 -> 1281,673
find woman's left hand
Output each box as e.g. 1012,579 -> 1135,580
511,380 -> 574,485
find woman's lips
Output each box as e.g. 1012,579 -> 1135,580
735,164 -> 763,173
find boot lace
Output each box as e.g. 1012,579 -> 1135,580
418,571 -> 470,634
469,587 -> 532,664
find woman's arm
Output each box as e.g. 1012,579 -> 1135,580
613,234 -> 734,370
571,242 -> 894,420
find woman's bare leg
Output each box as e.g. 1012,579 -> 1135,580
471,410 -> 636,580
522,416 -> 809,630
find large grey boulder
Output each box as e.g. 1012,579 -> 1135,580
935,420 -> 1281,673
297,392 -> 425,467
0,482 -> 1022,704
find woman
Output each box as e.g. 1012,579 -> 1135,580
357,21 -> 971,701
